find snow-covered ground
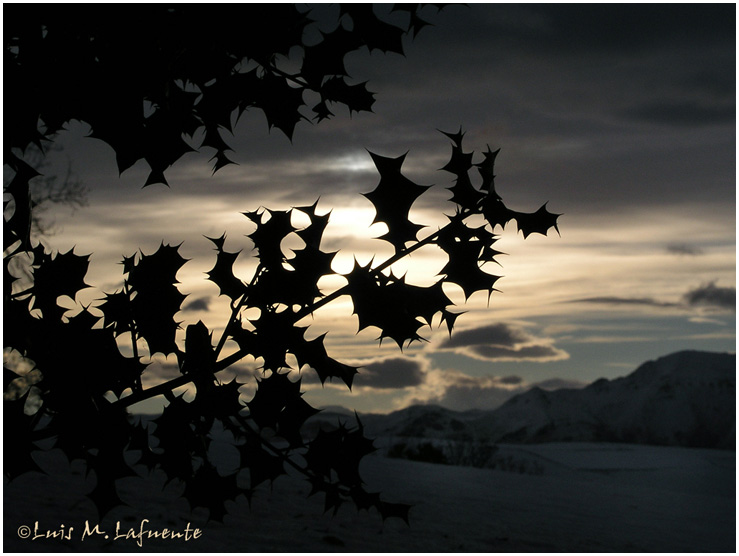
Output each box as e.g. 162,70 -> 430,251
4,442 -> 734,552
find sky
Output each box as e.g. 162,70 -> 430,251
15,3 -> 736,415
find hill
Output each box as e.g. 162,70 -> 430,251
345,350 -> 735,450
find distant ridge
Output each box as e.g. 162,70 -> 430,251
350,351 -> 736,450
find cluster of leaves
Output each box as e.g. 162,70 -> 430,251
5,4 -> 440,185
4,130 -> 559,523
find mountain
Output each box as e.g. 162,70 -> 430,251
351,350 -> 736,450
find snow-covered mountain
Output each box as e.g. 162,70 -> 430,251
353,350 -> 736,449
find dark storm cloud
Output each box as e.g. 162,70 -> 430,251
354,357 -> 426,389
683,282 -> 736,311
436,323 -> 568,362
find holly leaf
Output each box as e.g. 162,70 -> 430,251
286,245 -> 337,300
438,238 -> 501,300
130,290 -> 186,356
238,435 -> 285,488
210,150 -> 237,175
295,202 -> 331,248
246,209 -> 295,269
475,145 -> 501,194
438,128 -> 487,210
98,290 -> 134,336
126,242 -> 188,290
311,101 -> 334,123
126,243 -> 188,355
23,307 -> 146,403
245,368 -> 317,445
403,279 -> 453,327
183,463 -> 239,522
201,126 -> 233,153
341,5 -> 406,55
128,421 -> 160,472
31,248 -> 91,320
320,77 -> 375,115
293,333 -> 359,388
301,27 -> 362,87
511,203 -> 561,238
140,109 -> 198,187
303,420 -> 375,488
87,474 -> 126,519
3,392 -> 42,479
196,379 -> 244,421
345,261 -> 431,348
440,308 -> 464,336
363,152 -> 430,252
152,397 -> 200,482
247,309 -> 304,370
447,172 -> 485,212
246,371 -> 301,431
81,409 -> 137,517
253,72 -> 305,140
276,395 -> 320,448
440,138 -> 474,175
182,320 -> 215,376
196,70 -> 259,132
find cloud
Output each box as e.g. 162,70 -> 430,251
574,296 -> 678,308
666,243 -> 704,256
182,296 -> 211,312
439,323 -> 528,349
353,357 -> 427,389
467,4 -> 734,54
624,101 -> 735,127
436,323 -> 569,362
498,375 -> 524,385
466,344 -> 566,361
683,281 -> 736,311
406,369 -> 587,411
298,356 -> 429,390
575,282 -> 735,312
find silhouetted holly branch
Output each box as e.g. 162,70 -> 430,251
4,4 -> 565,526
5,128 -> 559,524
